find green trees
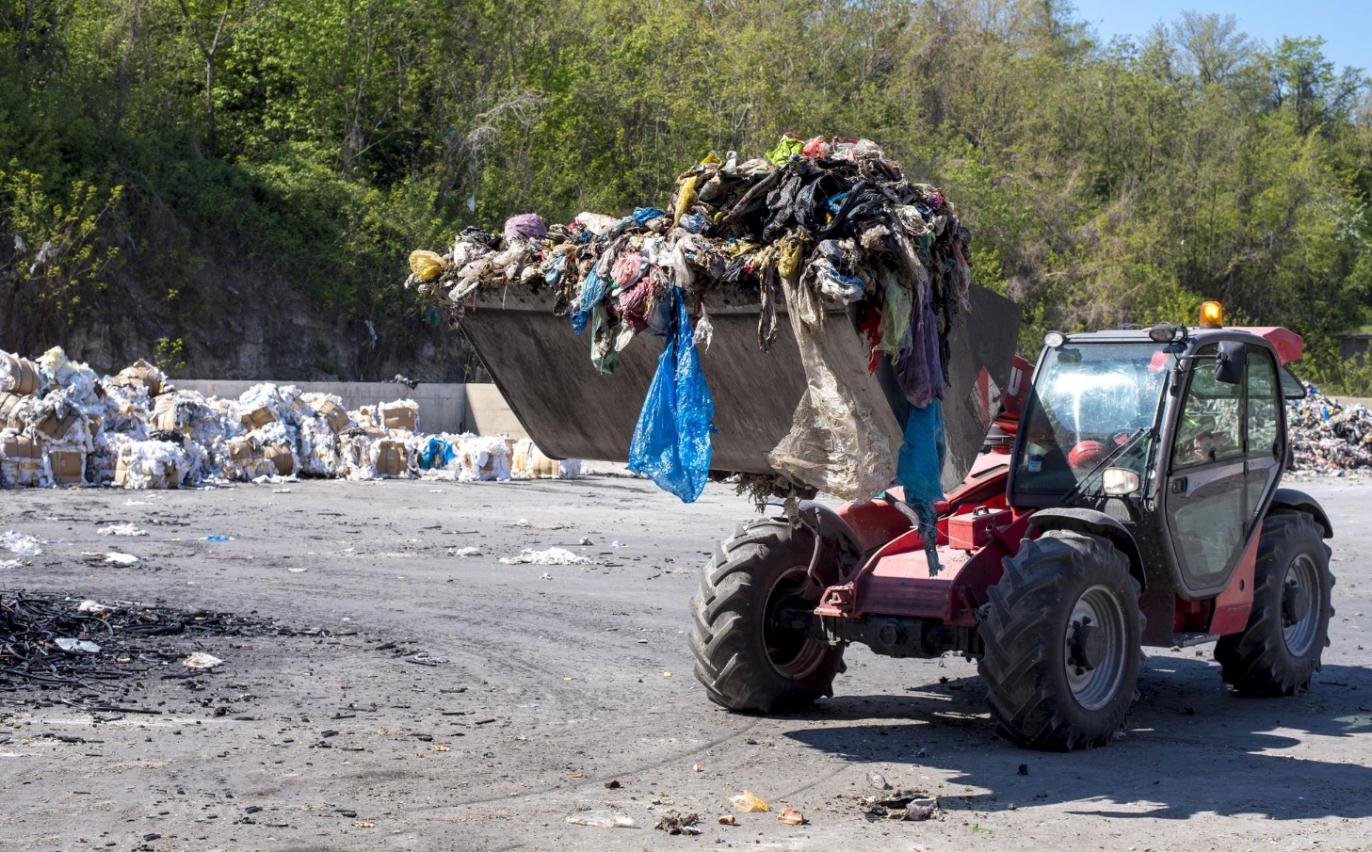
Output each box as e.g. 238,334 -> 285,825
0,0 -> 1368,385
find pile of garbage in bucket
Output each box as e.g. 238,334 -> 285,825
1289,384 -> 1372,474
0,348 -> 578,489
408,133 -> 971,511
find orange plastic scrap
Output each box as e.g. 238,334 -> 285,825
777,807 -> 806,825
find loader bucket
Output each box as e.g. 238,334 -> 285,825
460,283 -> 1020,490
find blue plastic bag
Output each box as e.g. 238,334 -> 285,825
895,400 -> 945,572
628,289 -> 716,502
418,437 -> 456,470
632,207 -> 668,226
570,268 -> 609,334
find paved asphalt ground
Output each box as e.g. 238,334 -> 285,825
1,475 -> 1369,851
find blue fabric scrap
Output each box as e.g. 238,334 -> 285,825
895,400 -> 946,573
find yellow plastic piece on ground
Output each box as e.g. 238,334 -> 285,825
730,790 -> 771,813
409,250 -> 448,282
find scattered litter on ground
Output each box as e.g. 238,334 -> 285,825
0,560 -> 21,569
731,791 -> 770,813
288,567 -> 307,573
611,540 -> 627,548
566,809 -> 635,828
97,523 -> 146,537
858,791 -> 939,821
55,638 -> 101,654
500,547 -> 594,565
513,519 -> 567,530
450,546 -> 483,558
183,652 -> 224,669
656,811 -> 702,835
867,770 -> 891,790
103,552 -> 138,565
204,535 -> 233,542
777,807 -> 807,825
718,815 -> 737,825
0,590 -> 281,701
0,531 -> 42,556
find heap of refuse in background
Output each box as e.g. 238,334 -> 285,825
1288,384 -> 1372,474
0,348 -> 579,489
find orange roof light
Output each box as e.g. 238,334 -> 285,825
1199,301 -> 1223,328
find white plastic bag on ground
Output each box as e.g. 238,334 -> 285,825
500,547 -> 595,565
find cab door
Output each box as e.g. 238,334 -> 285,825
1243,346 -> 1283,530
1164,343 -> 1249,596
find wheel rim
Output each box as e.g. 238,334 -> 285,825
1062,584 -> 1129,711
1282,553 -> 1322,657
762,566 -> 827,680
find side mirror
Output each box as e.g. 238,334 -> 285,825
1214,340 -> 1246,384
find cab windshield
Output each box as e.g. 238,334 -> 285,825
1016,342 -> 1173,495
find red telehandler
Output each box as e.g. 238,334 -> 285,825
462,285 -> 1333,751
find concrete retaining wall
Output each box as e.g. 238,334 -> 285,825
463,383 -> 529,439
174,381 -> 529,438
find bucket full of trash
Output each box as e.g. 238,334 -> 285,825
411,134 -> 1021,504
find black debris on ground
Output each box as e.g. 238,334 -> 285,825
0,589 -> 325,709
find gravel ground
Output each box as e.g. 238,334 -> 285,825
1,475 -> 1370,851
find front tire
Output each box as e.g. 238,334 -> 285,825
1215,512 -> 1333,695
978,530 -> 1143,751
690,518 -> 844,712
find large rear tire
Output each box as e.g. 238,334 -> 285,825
690,518 -> 844,712
1215,512 -> 1333,695
978,530 -> 1143,751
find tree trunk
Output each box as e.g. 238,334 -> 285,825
206,55 -> 216,152
17,0 -> 35,62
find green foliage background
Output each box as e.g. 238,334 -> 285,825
1,0 -> 1370,387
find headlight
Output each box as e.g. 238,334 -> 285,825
1101,468 -> 1141,496
1043,330 -> 1066,349
1148,324 -> 1177,343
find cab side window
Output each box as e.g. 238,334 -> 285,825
1173,344 -> 1244,469
1246,347 -> 1279,455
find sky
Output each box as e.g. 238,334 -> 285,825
1070,0 -> 1369,73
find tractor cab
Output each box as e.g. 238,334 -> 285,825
1008,310 -> 1312,612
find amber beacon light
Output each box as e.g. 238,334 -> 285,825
1199,300 -> 1223,328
